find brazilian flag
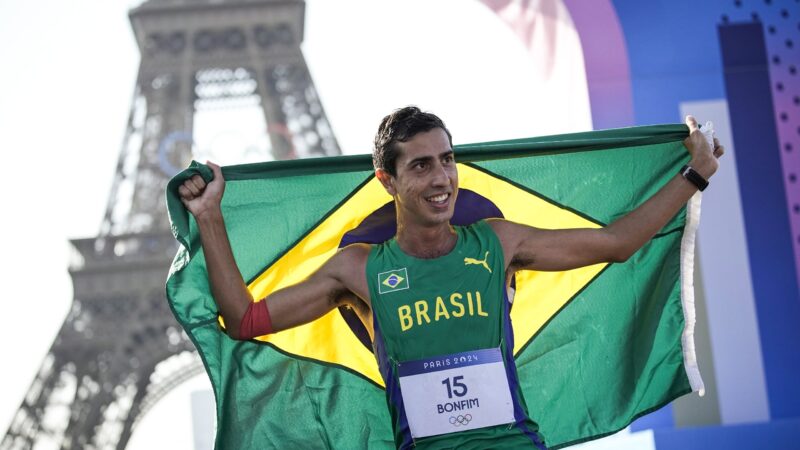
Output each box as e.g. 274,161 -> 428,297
166,124 -> 704,449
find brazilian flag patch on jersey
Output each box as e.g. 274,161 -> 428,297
378,268 -> 409,294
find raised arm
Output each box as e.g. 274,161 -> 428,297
178,162 -> 370,339
491,116 -> 724,273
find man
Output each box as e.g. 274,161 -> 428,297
178,106 -> 723,449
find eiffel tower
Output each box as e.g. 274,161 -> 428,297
1,1 -> 339,448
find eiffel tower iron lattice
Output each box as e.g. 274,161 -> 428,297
1,1 -> 339,448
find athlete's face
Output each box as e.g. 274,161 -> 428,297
377,128 -> 458,227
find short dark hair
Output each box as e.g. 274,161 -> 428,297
373,106 -> 453,176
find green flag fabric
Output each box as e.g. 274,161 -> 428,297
165,124 -> 704,449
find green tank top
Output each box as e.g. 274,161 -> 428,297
366,220 -> 547,450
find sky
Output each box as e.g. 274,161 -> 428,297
0,0 -> 617,448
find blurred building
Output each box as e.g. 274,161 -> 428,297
0,0 -> 338,448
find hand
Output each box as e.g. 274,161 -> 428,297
178,161 -> 225,220
683,115 -> 724,179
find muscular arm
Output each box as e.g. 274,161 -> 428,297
491,116 -> 724,273
180,162 -> 370,339
251,244 -> 371,333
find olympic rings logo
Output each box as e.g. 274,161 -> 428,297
448,414 -> 472,426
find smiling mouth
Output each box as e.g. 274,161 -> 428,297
426,193 -> 450,205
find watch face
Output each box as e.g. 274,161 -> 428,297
681,166 -> 708,191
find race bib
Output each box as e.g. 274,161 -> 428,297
397,348 -> 515,438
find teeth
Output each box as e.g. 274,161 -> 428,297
427,194 -> 448,202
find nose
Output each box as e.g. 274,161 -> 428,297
431,162 -> 449,187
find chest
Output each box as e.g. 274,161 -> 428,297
369,243 -> 507,361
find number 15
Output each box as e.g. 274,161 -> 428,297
442,376 -> 468,398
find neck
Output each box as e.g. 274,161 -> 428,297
395,220 -> 457,259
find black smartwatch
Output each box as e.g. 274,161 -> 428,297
679,165 -> 709,191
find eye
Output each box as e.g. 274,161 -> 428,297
443,154 -> 454,164
413,161 -> 427,170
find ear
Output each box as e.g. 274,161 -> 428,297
375,169 -> 397,196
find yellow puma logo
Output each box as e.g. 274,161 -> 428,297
464,251 -> 492,273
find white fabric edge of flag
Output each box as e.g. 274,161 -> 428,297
680,190 -> 706,396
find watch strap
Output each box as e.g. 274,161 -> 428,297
680,164 -> 709,191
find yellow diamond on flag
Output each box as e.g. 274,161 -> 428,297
382,274 -> 404,288
243,163 -> 607,387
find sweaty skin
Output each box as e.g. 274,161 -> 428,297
178,115 -> 722,339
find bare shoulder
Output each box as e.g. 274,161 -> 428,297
485,218 -> 541,271
485,218 -> 527,246
486,217 -> 512,234
335,242 -> 372,264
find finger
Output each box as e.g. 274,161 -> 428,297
207,160 -> 225,182
713,137 -> 720,148
189,174 -> 206,192
183,179 -> 200,196
178,184 -> 194,200
714,145 -> 725,158
685,115 -> 699,134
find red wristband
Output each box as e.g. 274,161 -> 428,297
238,300 -> 273,339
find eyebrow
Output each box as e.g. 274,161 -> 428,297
406,150 -> 454,167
